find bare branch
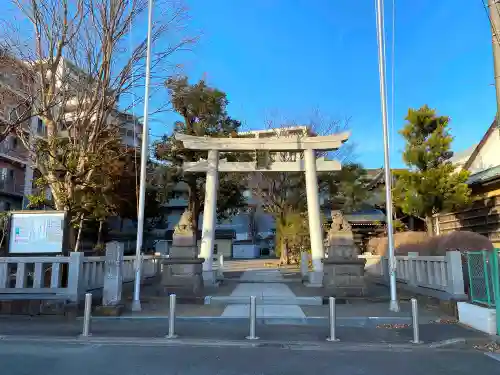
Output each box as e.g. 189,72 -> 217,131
0,0 -> 195,240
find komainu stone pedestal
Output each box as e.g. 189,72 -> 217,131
160,212 -> 205,303
161,256 -> 204,302
323,258 -> 366,297
323,210 -> 366,297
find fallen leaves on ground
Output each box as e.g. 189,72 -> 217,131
473,342 -> 500,353
376,324 -> 410,329
432,319 -> 458,324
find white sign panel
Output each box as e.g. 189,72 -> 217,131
8,211 -> 65,254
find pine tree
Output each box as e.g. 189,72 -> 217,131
154,77 -> 247,233
394,105 -> 471,234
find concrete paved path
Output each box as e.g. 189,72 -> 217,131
221,270 -> 307,319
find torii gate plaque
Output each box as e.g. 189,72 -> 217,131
175,131 -> 350,286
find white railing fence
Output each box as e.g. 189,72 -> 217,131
358,251 -> 465,297
0,253 -> 82,302
0,242 -> 161,305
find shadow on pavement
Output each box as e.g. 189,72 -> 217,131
0,317 -> 491,345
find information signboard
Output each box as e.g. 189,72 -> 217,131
8,211 -> 67,254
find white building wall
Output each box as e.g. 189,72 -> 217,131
468,130 -> 500,174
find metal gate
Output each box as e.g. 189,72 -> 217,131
466,249 -> 500,335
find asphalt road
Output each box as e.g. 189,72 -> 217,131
0,340 -> 498,375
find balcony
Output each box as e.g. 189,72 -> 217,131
0,72 -> 29,99
0,179 -> 24,196
0,143 -> 28,164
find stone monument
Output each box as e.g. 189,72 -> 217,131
160,210 -> 205,302
94,241 -> 125,316
322,210 -> 366,297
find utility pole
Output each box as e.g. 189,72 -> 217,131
131,0 -> 154,312
375,0 -> 399,312
488,0 -> 500,129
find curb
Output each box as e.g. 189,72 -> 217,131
0,334 -> 475,352
428,338 -> 467,348
485,352 -> 500,363
82,315 -> 415,327
203,296 -> 323,306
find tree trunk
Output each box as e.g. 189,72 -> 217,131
425,216 -> 434,236
97,220 -> 104,247
279,236 -> 286,265
191,200 -> 200,235
48,182 -> 78,250
280,238 -> 290,265
187,180 -> 200,235
409,216 -> 415,231
74,215 -> 85,252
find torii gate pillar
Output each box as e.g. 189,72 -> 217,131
175,131 -> 350,287
198,150 -> 219,284
303,148 -> 324,286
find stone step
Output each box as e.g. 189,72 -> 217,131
220,278 -> 302,284
204,295 -> 323,306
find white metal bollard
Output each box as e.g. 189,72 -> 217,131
219,254 -> 224,269
326,297 -> 339,342
81,293 -> 92,337
410,298 -> 422,344
245,295 -> 259,340
166,294 -> 178,338
218,254 -> 224,279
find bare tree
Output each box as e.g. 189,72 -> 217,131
0,0 -> 195,247
248,111 -> 355,264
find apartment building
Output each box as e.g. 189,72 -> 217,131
0,52 -> 37,210
114,110 -> 142,149
0,56 -> 141,210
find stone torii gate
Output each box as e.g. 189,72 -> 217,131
175,131 -> 350,285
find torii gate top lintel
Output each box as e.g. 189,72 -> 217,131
174,131 -> 350,152
178,131 -> 348,281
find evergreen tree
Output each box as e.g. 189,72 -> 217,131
393,105 -> 470,234
154,77 -> 247,233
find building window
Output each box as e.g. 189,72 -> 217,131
213,244 -> 218,255
6,106 -> 19,123
0,168 -> 8,181
37,118 -> 45,135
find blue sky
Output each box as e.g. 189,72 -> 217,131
149,1 -> 496,168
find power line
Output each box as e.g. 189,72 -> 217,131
482,0 -> 500,46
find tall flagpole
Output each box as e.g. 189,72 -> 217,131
375,0 -> 399,312
488,0 -> 500,130
132,0 -> 154,312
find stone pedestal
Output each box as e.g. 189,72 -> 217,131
323,257 -> 366,297
161,257 -> 204,301
307,270 -> 324,287
300,252 -> 309,280
160,224 -> 205,302
322,210 -> 366,296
